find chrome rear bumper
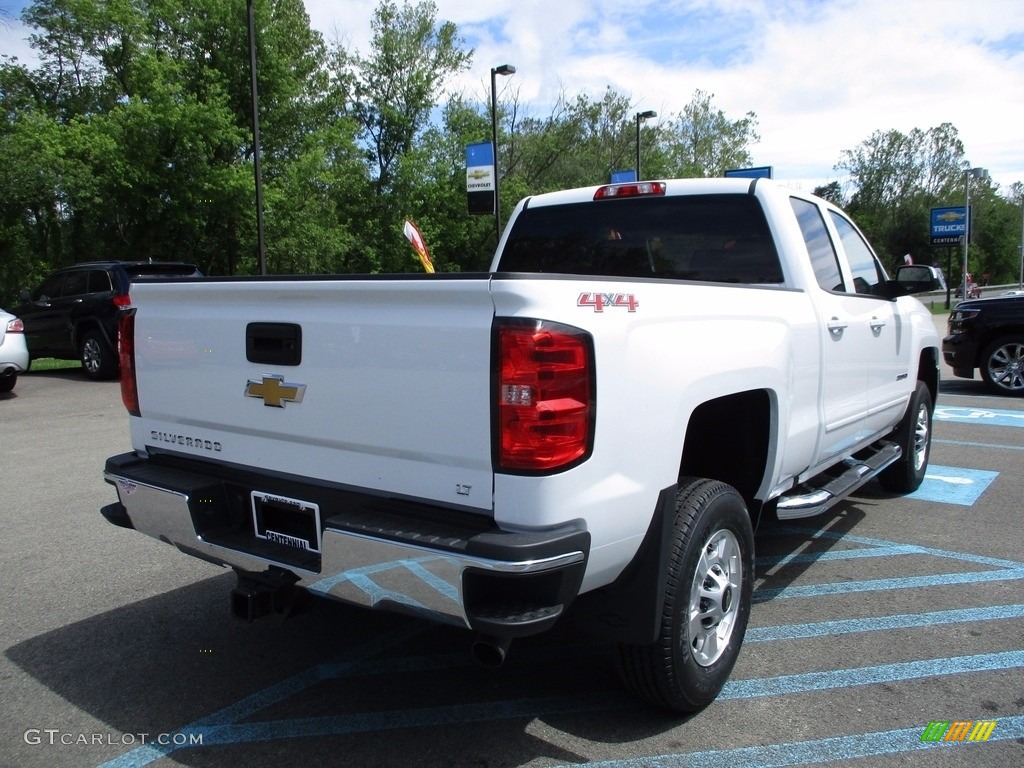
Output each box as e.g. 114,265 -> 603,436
103,452 -> 588,637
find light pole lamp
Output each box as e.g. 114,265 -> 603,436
961,166 -> 990,298
490,64 -> 516,243
635,110 -> 657,181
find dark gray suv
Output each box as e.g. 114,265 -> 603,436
14,261 -> 201,379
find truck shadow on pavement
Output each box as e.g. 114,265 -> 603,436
7,570 -> 695,766
7,508 -> 891,767
753,503 -> 867,603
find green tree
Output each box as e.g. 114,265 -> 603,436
656,89 -> 759,178
0,0 -> 351,281
337,0 -> 471,194
837,124 -> 967,270
324,0 -> 473,272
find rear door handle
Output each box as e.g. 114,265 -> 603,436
870,316 -> 886,332
827,317 -> 848,336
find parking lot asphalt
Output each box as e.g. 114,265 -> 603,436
2,324 -> 1022,768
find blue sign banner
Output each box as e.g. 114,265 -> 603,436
931,206 -> 967,245
466,142 -> 494,168
724,166 -> 773,179
610,170 -> 637,183
466,141 -> 495,214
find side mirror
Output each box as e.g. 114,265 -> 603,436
887,264 -> 944,297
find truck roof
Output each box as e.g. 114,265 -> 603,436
518,177 -> 786,209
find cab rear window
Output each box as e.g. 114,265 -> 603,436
498,194 -> 783,284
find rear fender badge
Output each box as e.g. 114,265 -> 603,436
245,375 -> 307,407
577,292 -> 639,312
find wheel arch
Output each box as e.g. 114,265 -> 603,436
678,389 -> 775,520
572,389 -> 773,645
72,318 -> 116,353
972,322 -> 1024,369
917,345 -> 939,407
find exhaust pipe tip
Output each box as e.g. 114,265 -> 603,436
471,635 -> 511,668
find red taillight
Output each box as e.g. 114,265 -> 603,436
496,320 -> 594,472
112,293 -> 132,308
119,309 -> 140,416
6,318 -> 24,333
594,182 -> 666,200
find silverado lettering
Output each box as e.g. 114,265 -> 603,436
150,431 -> 222,452
103,178 -> 942,712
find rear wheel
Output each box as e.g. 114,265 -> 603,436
80,329 -> 118,380
615,477 -> 753,712
879,380 -> 932,492
980,336 -> 1024,396
0,373 -> 15,393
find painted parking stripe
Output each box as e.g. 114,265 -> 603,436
719,650 -> 1024,699
754,567 -> 1024,602
757,526 -> 1024,598
547,714 -> 1024,768
747,604 -> 1024,643
934,437 -> 1024,451
934,405 -> 1024,427
776,526 -> 1024,570
757,544 -> 923,568
97,652 -> 1024,768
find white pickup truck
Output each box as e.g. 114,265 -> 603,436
102,178 -> 942,711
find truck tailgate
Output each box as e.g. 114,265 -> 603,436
129,277 -> 496,512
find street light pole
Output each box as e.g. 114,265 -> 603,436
961,166 -> 989,300
635,110 -> 657,181
490,64 -> 516,245
247,0 -> 266,276
1019,198 -> 1023,291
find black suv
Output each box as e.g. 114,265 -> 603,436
943,292 -> 1024,395
14,261 -> 201,380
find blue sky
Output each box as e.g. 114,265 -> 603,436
4,0 -> 1023,193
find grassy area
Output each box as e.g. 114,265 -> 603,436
29,358 -> 82,372
924,300 -> 952,315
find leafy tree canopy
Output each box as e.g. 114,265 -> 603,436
2,0 -> 1020,304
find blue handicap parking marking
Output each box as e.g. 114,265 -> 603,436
908,464 -> 998,506
95,522 -> 1024,768
933,405 -> 1024,428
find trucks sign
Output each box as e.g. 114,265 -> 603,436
931,206 -> 968,245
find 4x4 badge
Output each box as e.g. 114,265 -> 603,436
244,375 -> 306,407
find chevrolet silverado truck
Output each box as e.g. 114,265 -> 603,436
101,178 -> 942,711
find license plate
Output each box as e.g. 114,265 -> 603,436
251,491 -> 321,553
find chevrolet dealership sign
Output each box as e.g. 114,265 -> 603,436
931,206 -> 968,245
466,142 -> 495,214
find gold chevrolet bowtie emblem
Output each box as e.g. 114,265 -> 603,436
244,375 -> 306,407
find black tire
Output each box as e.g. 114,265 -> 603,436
0,374 -> 15,393
80,329 -> 118,380
979,336 -> 1024,396
878,380 -> 932,493
614,477 -> 754,712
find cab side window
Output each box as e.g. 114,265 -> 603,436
62,270 -> 89,297
88,269 -> 112,293
33,273 -> 65,301
790,197 -> 844,292
829,211 -> 886,296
